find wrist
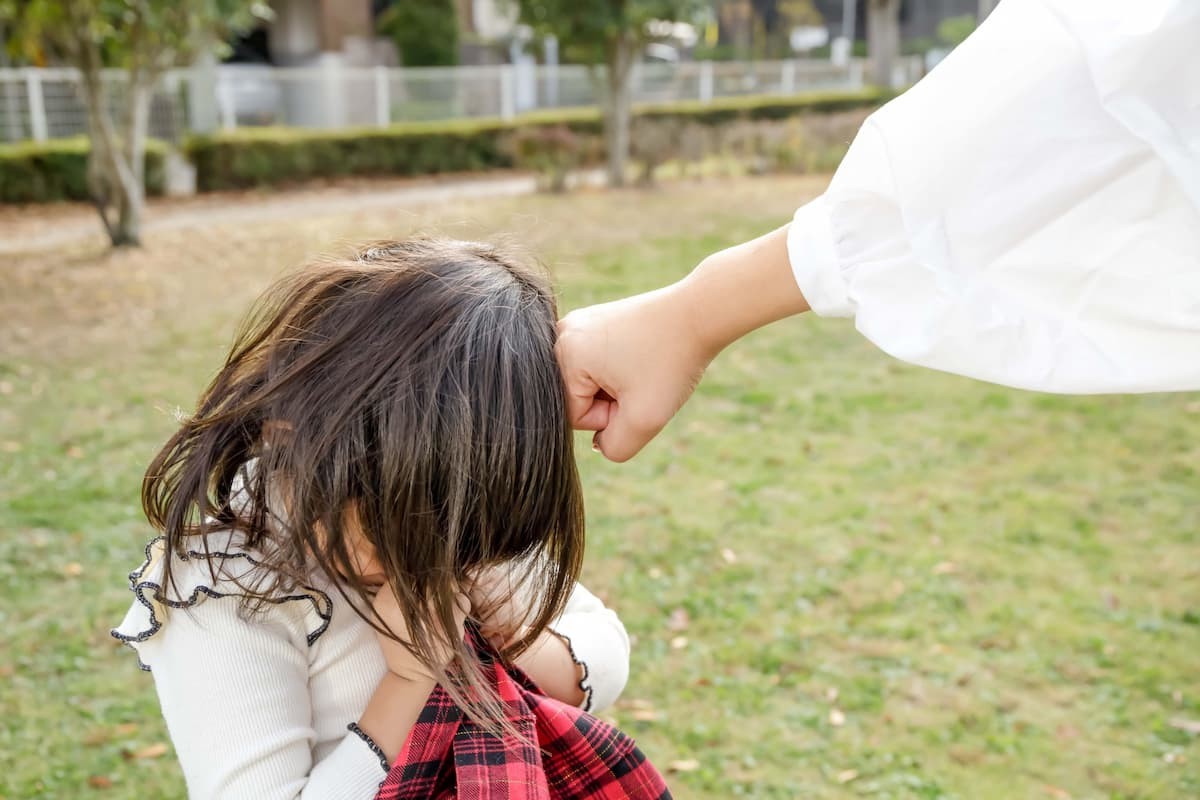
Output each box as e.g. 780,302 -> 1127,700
381,645 -> 446,683
677,225 -> 809,358
674,255 -> 744,359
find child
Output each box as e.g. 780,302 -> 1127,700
113,239 -> 631,799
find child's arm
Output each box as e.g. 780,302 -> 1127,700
543,582 -> 630,712
473,574 -> 631,713
353,581 -> 464,763
510,629 -> 587,707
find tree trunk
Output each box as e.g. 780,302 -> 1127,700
867,0 -> 901,89
77,65 -> 144,247
114,78 -> 152,247
602,33 -> 635,188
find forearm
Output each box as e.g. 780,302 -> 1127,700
513,630 -> 586,707
676,223 -> 810,357
355,671 -> 438,764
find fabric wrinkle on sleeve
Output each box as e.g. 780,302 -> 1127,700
787,195 -> 852,317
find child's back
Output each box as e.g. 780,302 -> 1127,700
113,239 -> 631,799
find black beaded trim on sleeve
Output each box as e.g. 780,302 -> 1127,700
347,722 -> 390,774
549,629 -> 594,712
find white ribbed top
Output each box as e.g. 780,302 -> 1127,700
113,534 -> 630,800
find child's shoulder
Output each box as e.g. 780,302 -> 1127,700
110,531 -> 333,670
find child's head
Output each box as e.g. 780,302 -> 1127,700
144,238 -> 584,703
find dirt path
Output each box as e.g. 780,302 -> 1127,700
0,172 -> 583,255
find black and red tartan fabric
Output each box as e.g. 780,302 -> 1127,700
374,629 -> 672,800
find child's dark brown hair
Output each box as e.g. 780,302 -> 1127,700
142,238 -> 585,724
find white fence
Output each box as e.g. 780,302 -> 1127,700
0,58 -> 922,143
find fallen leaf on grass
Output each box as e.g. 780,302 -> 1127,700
87,776 -> 113,789
670,636 -> 688,650
667,608 -> 690,632
85,724 -> 137,748
932,561 -> 957,575
948,746 -> 985,766
720,548 -> 737,564
63,562 -> 84,577
1055,724 -> 1079,741
829,708 -> 846,727
122,742 -> 168,760
66,446 -> 85,459
835,769 -> 858,784
83,728 -> 111,747
668,759 -> 700,773
1042,786 -> 1071,800
1168,718 -> 1200,734
647,567 -> 663,580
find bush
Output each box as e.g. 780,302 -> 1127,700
937,14 -> 977,47
2,89 -> 892,201
0,138 -> 165,203
378,0 -> 459,67
186,89 -> 890,193
505,125 -> 600,192
187,120 -> 515,191
630,115 -> 684,185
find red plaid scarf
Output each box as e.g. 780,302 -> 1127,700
375,630 -> 672,800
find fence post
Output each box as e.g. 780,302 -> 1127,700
699,60 -> 714,103
781,60 -> 796,94
374,66 -> 389,127
499,65 -> 515,120
543,36 -> 559,108
849,58 -> 864,89
217,79 -> 236,130
24,69 -> 47,141
187,54 -> 219,134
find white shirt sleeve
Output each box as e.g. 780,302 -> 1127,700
787,0 -> 1200,394
133,598 -> 386,800
548,582 -> 631,713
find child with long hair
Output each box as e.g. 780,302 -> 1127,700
113,239 -> 631,799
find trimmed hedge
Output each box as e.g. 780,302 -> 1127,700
0,138 -> 165,204
188,88 -> 890,192
188,119 -> 517,191
1,89 -> 891,201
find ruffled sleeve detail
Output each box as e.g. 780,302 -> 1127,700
111,534 -> 332,671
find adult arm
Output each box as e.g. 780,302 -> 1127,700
557,0 -> 1200,462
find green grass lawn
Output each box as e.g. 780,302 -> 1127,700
1,176 -> 1197,799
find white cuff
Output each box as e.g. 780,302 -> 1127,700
304,730 -> 389,798
787,195 -> 853,318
